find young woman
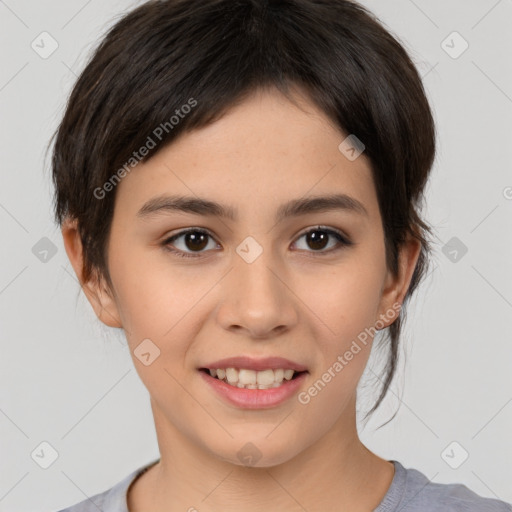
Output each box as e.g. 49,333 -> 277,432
50,0 -> 512,510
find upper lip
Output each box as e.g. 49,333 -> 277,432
200,356 -> 308,372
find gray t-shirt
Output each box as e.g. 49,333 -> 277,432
56,459 -> 512,511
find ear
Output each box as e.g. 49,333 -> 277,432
376,235 -> 422,329
61,218 -> 122,328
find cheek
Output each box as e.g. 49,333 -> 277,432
110,261 -> 204,406
108,251 -> 221,392
298,256 -> 386,345
109,246 -> 204,336
294,270 -> 380,428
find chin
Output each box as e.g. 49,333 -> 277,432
210,437 -> 303,469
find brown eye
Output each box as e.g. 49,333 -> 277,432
162,229 -> 218,258
182,231 -> 209,251
293,226 -> 352,254
305,230 -> 329,250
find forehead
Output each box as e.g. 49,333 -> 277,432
113,87 -> 379,224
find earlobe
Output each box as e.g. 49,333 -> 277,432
61,218 -> 122,328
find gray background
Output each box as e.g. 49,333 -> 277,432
1,0 -> 511,510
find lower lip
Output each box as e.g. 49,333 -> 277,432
199,370 -> 308,409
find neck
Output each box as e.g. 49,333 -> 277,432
128,396 -> 395,512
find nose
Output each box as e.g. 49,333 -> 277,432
215,248 -> 299,339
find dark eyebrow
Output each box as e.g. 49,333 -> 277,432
136,193 -> 368,221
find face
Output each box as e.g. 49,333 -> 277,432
69,86 -> 417,468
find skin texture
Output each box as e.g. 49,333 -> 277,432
62,86 -> 421,512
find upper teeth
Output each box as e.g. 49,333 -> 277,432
208,368 -> 296,388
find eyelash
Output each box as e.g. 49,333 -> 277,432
161,226 -> 353,259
